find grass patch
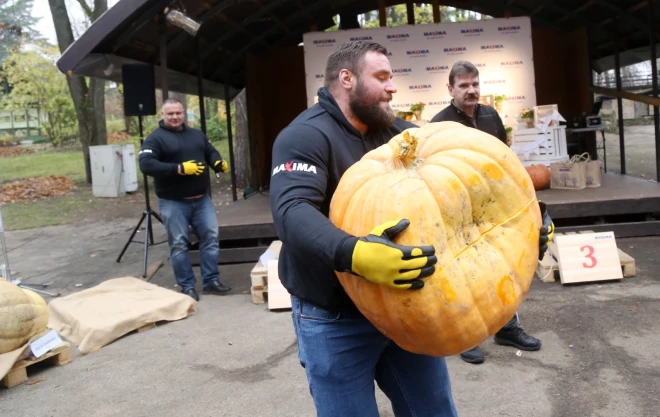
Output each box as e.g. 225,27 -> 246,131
0,149 -> 86,183
1,183 -> 95,230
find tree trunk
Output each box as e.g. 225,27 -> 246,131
233,89 -> 251,189
49,0 -> 107,184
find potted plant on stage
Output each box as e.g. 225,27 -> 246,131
494,94 -> 507,113
505,126 -> 513,146
410,102 -> 426,120
521,108 -> 535,128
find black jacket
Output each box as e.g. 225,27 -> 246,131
430,100 -> 507,144
139,120 -> 223,200
269,87 -> 415,311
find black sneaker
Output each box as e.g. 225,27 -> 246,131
182,288 -> 199,301
494,326 -> 542,351
202,280 -> 231,295
460,346 -> 485,364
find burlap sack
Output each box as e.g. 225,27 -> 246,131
47,277 -> 197,354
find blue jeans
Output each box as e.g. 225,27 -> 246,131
158,194 -> 219,291
291,296 -> 458,417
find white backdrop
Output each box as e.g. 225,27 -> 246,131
303,17 -> 536,127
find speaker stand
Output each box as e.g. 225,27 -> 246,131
116,115 -> 167,278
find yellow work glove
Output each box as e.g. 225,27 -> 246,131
179,160 -> 205,176
340,219 -> 437,290
213,160 -> 229,173
539,201 -> 555,260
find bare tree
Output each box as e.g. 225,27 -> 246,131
233,89 -> 251,189
48,0 -> 107,184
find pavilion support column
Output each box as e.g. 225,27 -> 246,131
432,0 -> 440,23
196,37 -> 206,135
224,83 -> 238,201
649,0 -> 660,181
159,15 -> 169,101
614,26 -> 626,175
406,1 -> 414,25
378,0 -> 386,27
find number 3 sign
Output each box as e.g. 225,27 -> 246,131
555,232 -> 623,284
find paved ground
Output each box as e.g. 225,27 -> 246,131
603,125 -> 659,181
1,220 -> 659,417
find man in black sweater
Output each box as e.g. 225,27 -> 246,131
270,41 -> 458,416
431,61 -> 545,365
139,98 -> 231,301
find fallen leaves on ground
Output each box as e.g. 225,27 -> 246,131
0,146 -> 35,158
0,176 -> 76,204
107,132 -> 131,144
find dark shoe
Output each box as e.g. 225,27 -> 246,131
202,280 -> 231,295
182,288 -> 199,301
494,326 -> 542,351
460,346 -> 485,364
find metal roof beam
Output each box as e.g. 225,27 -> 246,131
111,0 -> 173,52
200,0 -> 291,61
557,0 -> 595,24
167,0 -> 255,52
211,0 -> 348,81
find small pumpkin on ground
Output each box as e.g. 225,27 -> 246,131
0,280 -> 49,354
329,121 -> 542,357
525,164 -> 551,191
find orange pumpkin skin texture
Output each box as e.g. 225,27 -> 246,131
525,164 -> 551,191
329,121 -> 542,357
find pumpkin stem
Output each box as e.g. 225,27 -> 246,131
395,131 -> 419,168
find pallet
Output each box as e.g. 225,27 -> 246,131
536,231 -> 636,282
1,343 -> 71,389
251,285 -> 267,304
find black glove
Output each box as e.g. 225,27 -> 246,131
539,201 -> 555,260
338,219 -> 437,290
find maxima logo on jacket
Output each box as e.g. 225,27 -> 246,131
272,161 -> 318,176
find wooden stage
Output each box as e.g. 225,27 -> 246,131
191,173 -> 660,265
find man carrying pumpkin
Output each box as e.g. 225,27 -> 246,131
270,41 -> 458,417
430,60 -> 553,365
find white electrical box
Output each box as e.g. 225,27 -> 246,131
90,145 -> 126,198
121,144 -> 139,192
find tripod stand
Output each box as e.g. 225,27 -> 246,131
116,115 -> 166,277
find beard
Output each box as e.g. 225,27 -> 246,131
349,79 -> 395,131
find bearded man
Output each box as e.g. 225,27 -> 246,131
269,40 -> 458,417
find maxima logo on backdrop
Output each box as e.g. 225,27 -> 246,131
481,44 -> 504,52
501,60 -> 524,67
443,46 -> 467,55
391,103 -> 416,109
424,30 -> 447,39
428,100 -> 451,106
409,84 -> 432,92
315,74 -> 324,80
407,49 -> 430,57
392,68 -> 413,76
313,39 -> 336,47
387,33 -> 410,41
461,28 -> 484,36
350,36 -> 373,41
483,79 -> 506,85
498,25 -> 522,33
426,65 -> 449,74
506,95 -> 527,102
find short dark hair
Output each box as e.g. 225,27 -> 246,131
448,61 -> 479,86
162,98 -> 183,108
324,40 -> 388,88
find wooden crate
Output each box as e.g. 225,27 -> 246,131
513,126 -> 569,167
536,231 -> 636,282
1,343 -> 71,389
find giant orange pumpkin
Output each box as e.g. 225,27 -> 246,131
329,121 -> 542,357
